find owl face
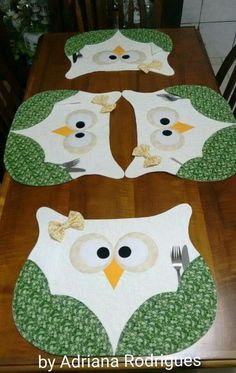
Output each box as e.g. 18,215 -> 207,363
93,45 -> 146,66
123,89 -> 232,178
13,91 -> 124,179
28,204 -> 198,352
70,232 -> 158,288
53,109 -> 97,154
147,106 -> 194,151
66,31 -> 174,79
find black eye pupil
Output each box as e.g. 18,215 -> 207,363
109,55 -> 117,60
75,132 -> 85,138
118,246 -> 131,258
160,117 -> 170,125
122,54 -> 130,59
162,130 -> 172,136
76,121 -> 85,129
97,247 -> 110,259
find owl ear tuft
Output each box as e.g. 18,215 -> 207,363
172,203 -> 192,218
36,207 -> 64,225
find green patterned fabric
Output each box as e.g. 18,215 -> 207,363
5,133 -> 72,186
64,29 -> 173,56
4,91 -> 76,186
4,86 -> 236,184
178,126 -> 236,181
117,256 -> 216,355
166,85 -> 236,123
11,90 -> 77,130
121,29 -> 172,52
165,86 -> 236,181
13,260 -> 112,356
13,257 -> 216,356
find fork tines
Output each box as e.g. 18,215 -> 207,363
171,246 -> 182,263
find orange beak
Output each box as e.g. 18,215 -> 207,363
112,45 -> 125,56
104,259 -> 124,289
52,126 -> 76,137
171,121 -> 194,133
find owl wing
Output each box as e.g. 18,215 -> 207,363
13,260 -> 113,356
165,85 -> 236,181
116,256 -> 217,356
177,126 -> 236,181
5,133 -> 72,186
4,91 -> 76,186
65,30 -> 116,58
120,29 -> 173,53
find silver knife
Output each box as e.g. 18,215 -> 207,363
182,245 -> 190,271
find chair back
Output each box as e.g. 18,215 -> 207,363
0,56 -> 22,130
0,12 -> 24,180
0,56 -> 22,181
216,45 -> 236,116
49,0 -> 183,32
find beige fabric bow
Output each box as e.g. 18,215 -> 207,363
91,95 -> 116,113
138,60 -> 162,74
48,211 -> 84,242
132,144 -> 161,167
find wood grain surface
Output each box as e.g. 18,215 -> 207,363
0,29 -> 235,371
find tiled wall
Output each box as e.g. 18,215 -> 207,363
181,0 -> 236,73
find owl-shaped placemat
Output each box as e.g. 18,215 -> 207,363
4,90 -> 124,186
13,204 -> 216,356
124,85 -> 236,181
65,29 -> 174,79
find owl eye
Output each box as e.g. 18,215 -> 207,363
120,50 -> 145,64
147,107 -> 179,128
70,234 -> 113,273
151,129 -> 184,150
63,131 -> 96,154
93,51 -> 118,65
115,232 -> 158,272
66,110 -> 97,130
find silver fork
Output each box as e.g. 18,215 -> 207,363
171,246 -> 182,284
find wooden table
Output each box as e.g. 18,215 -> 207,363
0,28 -> 235,372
